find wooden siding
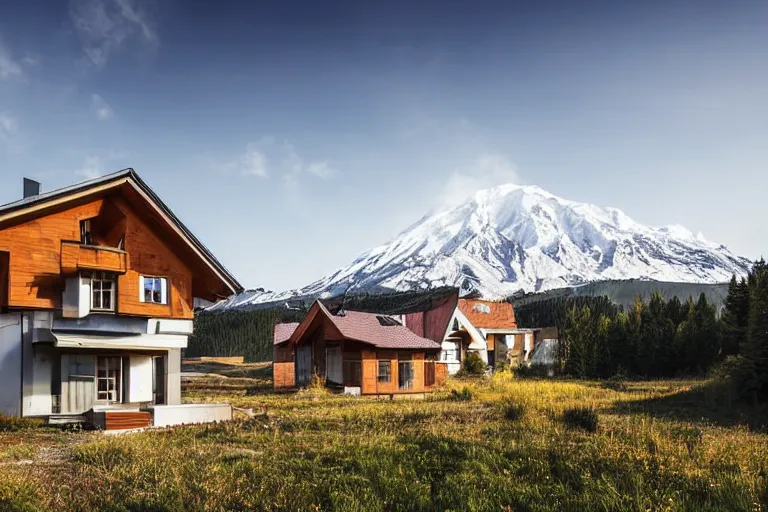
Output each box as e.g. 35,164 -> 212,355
434,362 -> 448,387
94,411 -> 153,430
60,242 -> 127,275
359,350 -> 441,395
404,293 -> 458,343
0,251 -> 8,311
0,196 -> 194,319
273,362 -> 295,388
273,343 -> 295,389
0,199 -> 104,310
112,197 -> 193,319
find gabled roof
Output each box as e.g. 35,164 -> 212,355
458,299 -> 517,329
274,322 -> 299,345
0,169 -> 243,295
289,301 -> 441,350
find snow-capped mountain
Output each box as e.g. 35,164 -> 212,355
207,183 -> 751,311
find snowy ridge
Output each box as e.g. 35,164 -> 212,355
207,183 -> 750,311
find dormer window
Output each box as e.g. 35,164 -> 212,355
91,272 -> 115,311
140,276 -> 168,305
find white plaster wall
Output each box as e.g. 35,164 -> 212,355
150,404 -> 232,427
22,312 -> 54,416
28,344 -> 53,415
0,313 -> 22,416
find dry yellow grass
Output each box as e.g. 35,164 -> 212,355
0,363 -> 766,511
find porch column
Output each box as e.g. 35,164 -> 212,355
166,349 -> 181,405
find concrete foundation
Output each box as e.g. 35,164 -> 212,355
148,403 -> 232,427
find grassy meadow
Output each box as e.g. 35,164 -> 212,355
1,362 -> 767,511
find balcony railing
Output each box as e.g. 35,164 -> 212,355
60,241 -> 128,275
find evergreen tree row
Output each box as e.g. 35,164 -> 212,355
558,292 -> 719,378
187,287 -> 459,362
719,260 -> 768,402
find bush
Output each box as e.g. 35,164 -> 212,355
515,363 -> 554,378
450,387 -> 473,401
503,401 -> 526,421
494,359 -> 510,373
562,407 -> 598,433
460,352 -> 487,376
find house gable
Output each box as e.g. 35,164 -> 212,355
0,170 -> 242,316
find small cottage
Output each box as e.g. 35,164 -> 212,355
274,301 -> 448,395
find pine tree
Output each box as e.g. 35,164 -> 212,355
742,260 -> 768,401
721,275 -> 750,356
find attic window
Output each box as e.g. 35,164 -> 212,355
80,219 -> 92,245
376,316 -> 401,326
473,304 -> 491,314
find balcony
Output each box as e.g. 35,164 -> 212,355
60,241 -> 128,275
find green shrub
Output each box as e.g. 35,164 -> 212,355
562,406 -> 598,433
494,359 -> 510,373
450,387 -> 473,401
504,401 -> 526,421
515,363 -> 553,378
459,352 -> 486,376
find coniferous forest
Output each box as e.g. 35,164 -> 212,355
515,260 -> 768,398
186,287 -> 457,362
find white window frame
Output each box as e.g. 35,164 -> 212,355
91,272 -> 115,312
96,356 -> 122,403
139,276 -> 168,305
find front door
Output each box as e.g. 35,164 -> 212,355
60,354 -> 96,414
296,344 -> 312,386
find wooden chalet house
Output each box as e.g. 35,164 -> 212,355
274,301 -> 449,395
0,170 -> 242,428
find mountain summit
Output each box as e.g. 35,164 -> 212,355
209,183 -> 751,310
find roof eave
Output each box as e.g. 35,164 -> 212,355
0,168 -> 244,295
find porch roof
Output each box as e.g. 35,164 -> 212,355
52,331 -> 188,350
274,322 -> 299,345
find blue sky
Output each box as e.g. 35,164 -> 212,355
0,0 -> 766,291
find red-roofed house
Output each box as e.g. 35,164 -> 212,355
273,301 -> 448,395
439,299 -> 538,374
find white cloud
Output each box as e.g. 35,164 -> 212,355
69,0 -> 158,68
75,156 -> 105,179
0,42 -> 23,80
230,139 -> 338,181
90,93 -> 114,120
241,147 -> 268,177
439,154 -> 521,207
0,114 -> 23,151
305,161 -> 336,180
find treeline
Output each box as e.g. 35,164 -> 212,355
719,260 -> 768,402
186,308 -> 305,362
187,287 -> 459,362
515,261 -> 768,386
559,292 -> 719,378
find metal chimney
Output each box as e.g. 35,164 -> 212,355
23,178 -> 40,199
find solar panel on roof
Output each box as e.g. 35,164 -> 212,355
376,315 -> 401,326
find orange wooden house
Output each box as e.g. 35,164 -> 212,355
0,170 -> 242,428
274,301 -> 448,395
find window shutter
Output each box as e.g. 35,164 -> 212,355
160,278 -> 168,305
139,276 -> 145,302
